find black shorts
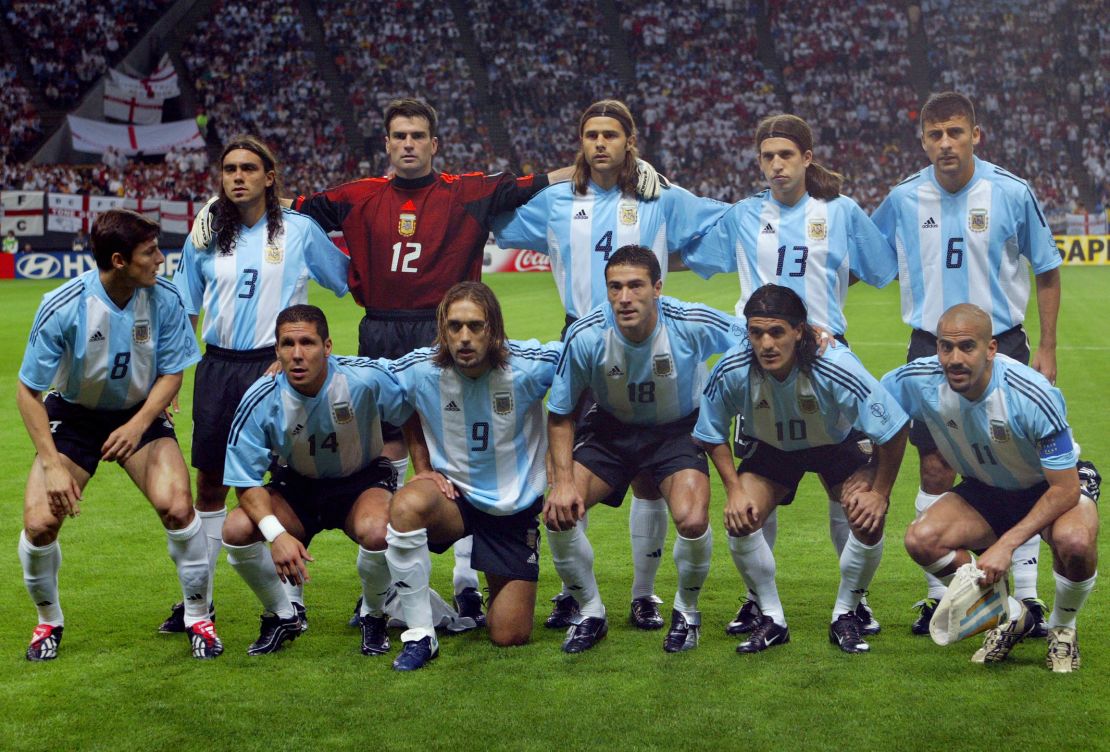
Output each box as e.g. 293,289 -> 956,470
429,496 -> 542,582
908,325 -> 1030,450
574,408 -> 707,507
951,477 -> 1049,541
268,457 -> 397,546
191,345 -> 274,473
738,433 -> 870,505
359,309 -> 437,442
44,392 -> 177,477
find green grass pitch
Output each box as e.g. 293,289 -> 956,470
0,268 -> 1106,751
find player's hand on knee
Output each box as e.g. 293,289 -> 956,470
839,466 -> 874,502
635,158 -> 670,200
724,493 -> 759,537
543,486 -> 583,531
411,470 -> 456,499
101,422 -> 144,463
43,463 -> 82,518
189,195 -> 218,250
271,533 -> 313,585
846,490 -> 888,535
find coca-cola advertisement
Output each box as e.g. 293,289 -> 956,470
483,242 -> 551,273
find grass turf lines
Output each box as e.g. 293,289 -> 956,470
0,269 -> 1106,751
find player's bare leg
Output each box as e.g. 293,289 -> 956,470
727,473 -> 790,653
1041,497 -> 1099,672
658,469 -> 711,652
485,574 -> 537,647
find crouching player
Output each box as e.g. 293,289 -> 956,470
17,209 -> 220,661
884,304 -> 1099,672
694,284 -> 908,654
384,282 -> 559,670
221,305 -> 409,656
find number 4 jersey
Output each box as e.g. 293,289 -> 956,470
20,270 -> 200,410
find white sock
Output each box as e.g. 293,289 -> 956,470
828,499 -> 850,557
197,507 -> 226,606
385,525 -> 435,641
727,530 -> 785,626
282,580 -> 304,609
629,496 -> 668,600
19,531 -> 63,626
1048,570 -> 1097,629
452,535 -> 480,594
357,546 -> 392,617
915,488 -> 947,599
673,526 -> 712,614
1011,535 -> 1041,601
165,514 -> 209,627
832,533 -> 884,620
555,511 -> 588,599
226,541 -> 294,619
547,524 -> 604,619
762,507 -> 778,550
390,457 -> 409,489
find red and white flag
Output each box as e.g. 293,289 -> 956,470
122,197 -> 162,224
160,199 -> 197,235
1,191 -> 45,236
109,54 -> 179,99
68,115 -> 203,156
47,194 -> 91,233
104,80 -> 164,124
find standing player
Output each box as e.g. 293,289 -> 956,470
384,282 -> 559,670
493,99 -> 731,631
159,135 -> 350,633
686,113 -> 898,636
872,92 -> 1063,634
17,209 -> 221,661
884,304 -> 1098,672
221,305 -> 409,656
545,245 -> 741,654
694,284 -> 909,654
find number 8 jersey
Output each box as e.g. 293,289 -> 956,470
20,270 -> 201,410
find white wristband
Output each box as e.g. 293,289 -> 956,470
258,515 -> 286,543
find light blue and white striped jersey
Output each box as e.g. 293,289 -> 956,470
549,297 -> 742,425
880,354 -> 1075,490
390,340 -> 560,515
20,270 -> 200,410
695,341 -> 908,451
491,180 -> 730,319
871,156 -> 1060,335
686,191 -> 897,335
224,355 -> 410,487
174,209 -> 349,350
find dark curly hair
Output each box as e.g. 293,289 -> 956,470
211,134 -> 283,257
743,284 -> 820,374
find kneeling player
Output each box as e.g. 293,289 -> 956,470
221,305 -> 408,656
385,282 -> 559,670
545,245 -> 741,654
695,284 -> 908,654
17,209 -> 220,661
884,304 -> 1099,672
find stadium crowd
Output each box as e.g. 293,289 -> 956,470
0,59 -> 42,163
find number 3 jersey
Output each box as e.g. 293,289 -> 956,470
223,356 -> 410,487
880,354 -> 1076,490
174,209 -> 349,350
694,341 -> 908,451
20,270 -> 200,410
685,190 -> 897,336
549,297 -> 742,425
871,156 -> 1060,336
390,340 -> 561,515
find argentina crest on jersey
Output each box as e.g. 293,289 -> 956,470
493,390 -> 513,415
132,319 -> 150,343
332,400 -> 353,424
799,395 -> 819,414
619,200 -> 638,226
989,419 -> 1010,442
398,199 -> 417,237
807,218 -> 827,241
968,208 -> 989,233
652,354 -> 673,377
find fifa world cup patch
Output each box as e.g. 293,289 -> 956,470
398,200 -> 417,237
807,219 -> 827,241
332,401 -> 353,424
132,319 -> 150,343
652,354 -> 673,377
619,202 -> 638,226
493,391 -> 513,415
968,208 -> 989,232
869,402 -> 890,424
989,419 -> 1010,442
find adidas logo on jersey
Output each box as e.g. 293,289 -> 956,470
946,419 -> 959,430
574,209 -> 589,220
607,365 -> 624,378
88,330 -> 105,342
761,223 -> 775,234
921,217 -> 938,229
291,423 -> 305,436
445,401 -> 460,412
755,399 -> 770,409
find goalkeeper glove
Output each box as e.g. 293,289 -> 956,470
635,158 -> 671,201
189,195 -> 218,250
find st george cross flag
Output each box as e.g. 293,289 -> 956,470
1,191 -> 45,236
68,116 -> 203,156
104,80 -> 164,124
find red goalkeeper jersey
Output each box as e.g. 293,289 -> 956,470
293,170 -> 548,312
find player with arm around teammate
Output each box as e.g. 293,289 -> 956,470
494,99 -> 730,632
545,245 -> 743,654
884,304 -> 1099,672
694,284 -> 909,654
220,305 -> 410,656
384,282 -> 560,671
872,92 -> 1063,633
17,209 -> 220,661
159,135 -> 350,633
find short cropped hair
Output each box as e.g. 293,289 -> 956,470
384,98 -> 438,138
275,304 -> 330,342
605,244 -> 661,285
920,91 -> 976,131
90,209 -> 160,270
